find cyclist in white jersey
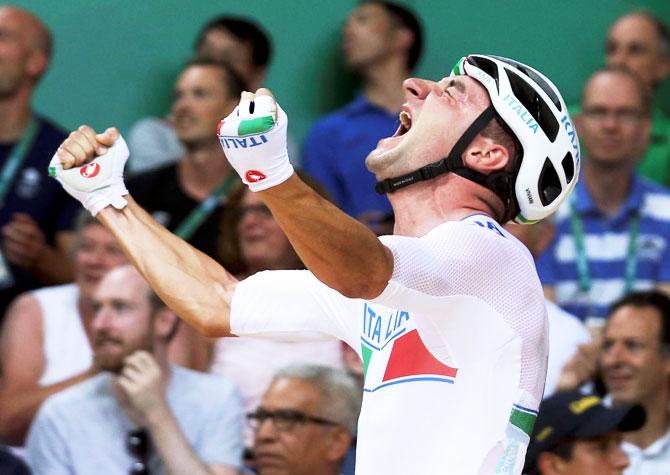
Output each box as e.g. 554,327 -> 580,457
50,55 -> 580,474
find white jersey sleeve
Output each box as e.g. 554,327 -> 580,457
230,270 -> 359,350
372,215 -> 547,403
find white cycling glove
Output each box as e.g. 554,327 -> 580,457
48,136 -> 130,216
217,94 -> 294,192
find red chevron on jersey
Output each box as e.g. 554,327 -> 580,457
383,329 -> 457,381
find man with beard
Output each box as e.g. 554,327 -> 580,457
50,51 -> 580,473
25,265 -> 243,475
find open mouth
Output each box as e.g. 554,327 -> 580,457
394,110 -> 412,137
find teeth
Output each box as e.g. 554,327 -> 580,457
399,111 -> 411,130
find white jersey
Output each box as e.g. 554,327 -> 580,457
231,214 -> 547,475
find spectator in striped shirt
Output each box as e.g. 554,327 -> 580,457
536,66 -> 670,326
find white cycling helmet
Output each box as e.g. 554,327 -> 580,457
453,54 -> 580,223
375,54 -> 580,224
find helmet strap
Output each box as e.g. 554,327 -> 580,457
374,105 -> 518,220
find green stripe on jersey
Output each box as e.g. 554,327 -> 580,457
361,344 -> 373,378
510,408 -> 537,436
238,116 -> 274,136
48,166 -> 56,177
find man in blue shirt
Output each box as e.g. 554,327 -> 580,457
302,1 -> 423,221
537,67 -> 670,324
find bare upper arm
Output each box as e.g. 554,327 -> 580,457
0,293 -> 45,391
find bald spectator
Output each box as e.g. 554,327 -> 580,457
537,67 -> 670,323
0,6 -> 80,317
605,12 -> 670,186
26,265 -> 243,474
127,15 -> 272,174
0,213 -> 127,445
302,1 -> 423,220
247,365 -> 360,475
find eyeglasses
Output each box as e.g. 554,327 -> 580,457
126,429 -> 150,475
582,107 -> 645,126
246,408 -> 339,432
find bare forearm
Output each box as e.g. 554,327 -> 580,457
145,405 -> 235,475
97,198 -> 236,336
0,369 -> 95,445
259,174 -> 393,299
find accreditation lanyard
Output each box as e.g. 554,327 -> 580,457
174,173 -> 239,241
0,117 -> 38,206
569,201 -> 640,296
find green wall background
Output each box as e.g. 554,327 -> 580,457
11,0 -> 670,146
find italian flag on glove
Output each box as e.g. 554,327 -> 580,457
217,92 -> 294,192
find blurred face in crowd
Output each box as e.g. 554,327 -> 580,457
253,377 -> 347,475
237,190 -> 301,272
606,13 -> 670,89
342,3 -> 405,72
576,71 -> 651,168
366,74 -> 493,181
601,304 -> 670,406
0,7 -> 48,97
172,64 -> 238,149
74,223 -> 127,300
91,266 -> 155,373
538,432 -> 629,475
198,28 -> 264,89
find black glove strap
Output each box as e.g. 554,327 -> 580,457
375,106 -> 497,194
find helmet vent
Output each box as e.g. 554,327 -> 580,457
466,56 -> 500,92
506,67 -> 559,142
490,55 -> 563,111
562,151 -> 575,183
539,157 -> 561,206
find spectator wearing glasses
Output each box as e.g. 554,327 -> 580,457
211,176 -> 344,450
537,67 -> 670,326
25,265 -> 243,474
247,364 -> 361,475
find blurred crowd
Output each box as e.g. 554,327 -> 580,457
0,2 -> 668,474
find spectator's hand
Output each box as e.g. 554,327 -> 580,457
217,88 -> 293,192
556,341 -> 601,392
1,213 -> 46,269
113,351 -> 167,426
49,126 -> 129,216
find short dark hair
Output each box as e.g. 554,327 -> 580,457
367,1 -> 423,70
183,57 -> 248,99
194,16 -> 272,69
609,290 -> 670,348
582,66 -> 652,116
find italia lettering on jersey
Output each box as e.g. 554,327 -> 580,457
360,303 -> 458,392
